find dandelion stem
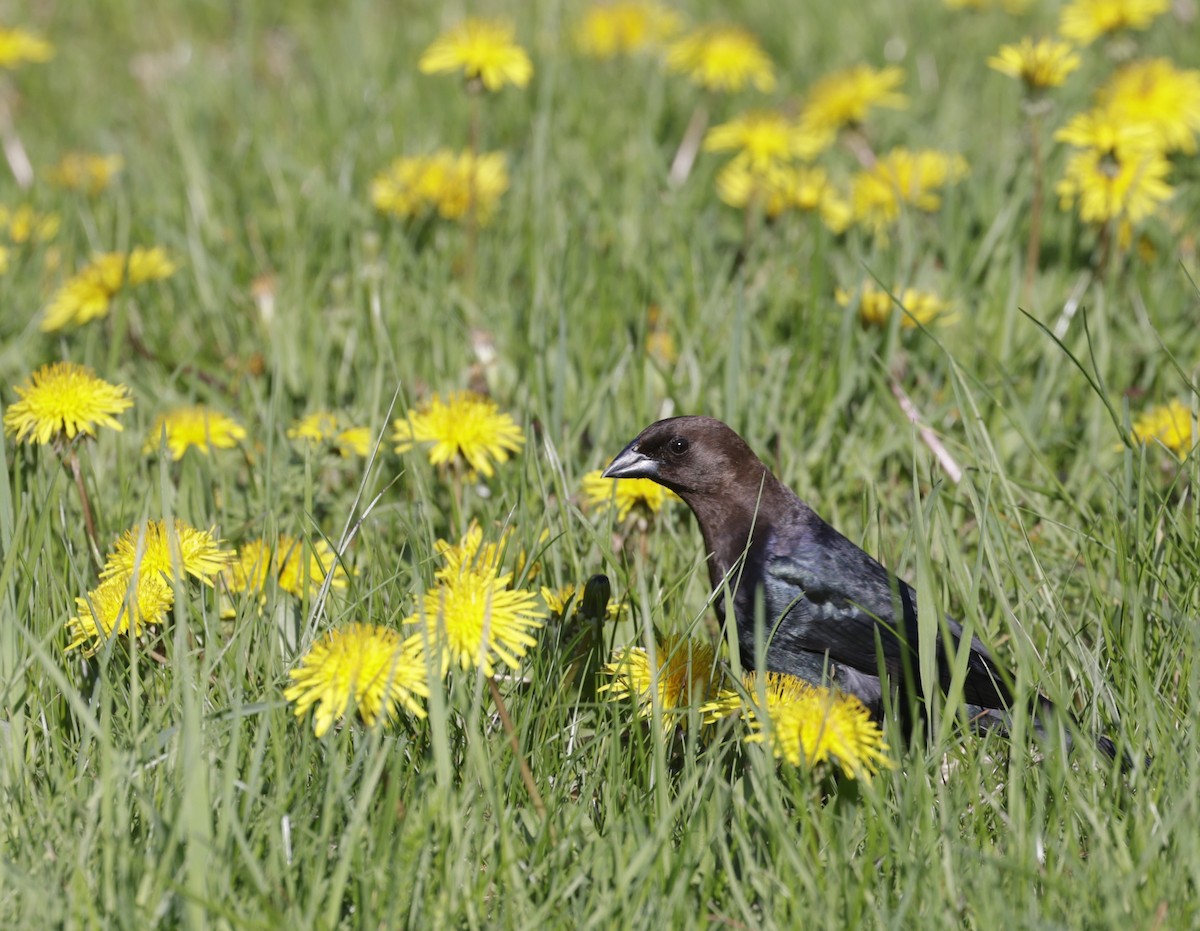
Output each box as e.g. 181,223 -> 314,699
65,446 -> 103,567
1022,110 -> 1044,303
487,674 -> 547,822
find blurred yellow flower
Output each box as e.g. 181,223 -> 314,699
1059,0 -> 1169,44
285,624 -> 429,737
371,149 -> 509,225
46,153 -> 124,195
393,390 -> 525,479
988,37 -> 1081,91
0,204 -> 60,243
704,109 -> 833,167
601,634 -> 723,727
581,468 -> 679,520
407,565 -> 545,677
287,411 -> 339,443
276,534 -> 351,598
665,25 -> 775,93
541,583 -> 624,621
1097,59 -> 1200,155
4,362 -> 132,446
41,246 -> 177,331
704,672 -> 892,780
1055,106 -> 1159,152
144,405 -> 247,459
1131,400 -> 1196,456
222,538 -> 274,598
1055,146 -> 1172,225
851,148 -> 968,234
836,283 -> 952,329
334,426 -> 372,457
0,26 -> 53,68
64,573 -> 175,656
100,518 -> 234,587
573,1 -> 682,59
716,158 -> 851,232
434,521 -> 510,579
419,17 -> 533,91
801,65 -> 908,134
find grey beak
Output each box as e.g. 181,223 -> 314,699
601,444 -> 658,480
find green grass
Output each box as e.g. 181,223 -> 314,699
3,1 -> 1199,927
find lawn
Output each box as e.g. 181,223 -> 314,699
2,1 -> 1198,927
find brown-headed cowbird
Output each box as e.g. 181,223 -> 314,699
603,415 -> 1118,758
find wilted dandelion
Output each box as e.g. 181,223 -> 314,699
143,405 -> 247,459
800,65 -> 908,134
100,518 -> 234,587
4,362 -> 132,447
573,1 -> 682,59
418,17 -> 533,92
581,469 -> 679,520
64,573 -> 175,656
704,672 -> 892,780
393,391 -> 524,479
284,624 -> 429,737
1059,0 -> 1169,45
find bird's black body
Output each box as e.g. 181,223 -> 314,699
603,415 -> 1110,753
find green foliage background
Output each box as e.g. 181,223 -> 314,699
2,1 -> 1198,927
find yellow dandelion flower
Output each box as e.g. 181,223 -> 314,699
143,405 -> 247,459
704,109 -> 834,167
1131,399 -> 1196,456
46,152 -> 125,195
276,534 -> 351,598
4,362 -> 132,446
788,165 -> 853,233
430,150 -> 509,223
1055,106 -> 1160,153
704,672 -> 893,780
988,37 -> 1081,91
1055,146 -> 1172,224
851,148 -> 969,234
371,154 -> 439,218
408,566 -> 545,677
1059,0 -> 1169,45
836,283 -> 952,329
0,26 -> 53,68
801,65 -> 908,134
100,518 -> 233,586
0,245 -> 8,275
64,573 -> 175,657
573,1 -> 682,59
284,624 -> 429,737
601,634 -> 723,727
221,538 -> 274,597
40,247 -> 176,332
393,391 -> 524,479
434,521 -> 512,579
665,25 -> 775,93
581,468 -> 679,520
1097,59 -> 1200,155
717,158 -> 852,232
418,17 -> 533,92
541,583 -> 624,621
334,426 -> 371,457
287,411 -> 340,443
0,204 -> 60,243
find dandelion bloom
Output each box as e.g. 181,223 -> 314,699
851,148 -> 969,234
287,411 -> 340,443
573,1 -> 682,59
581,468 -> 679,520
143,405 -> 247,459
4,362 -> 132,446
418,17 -> 533,91
1131,400 -> 1195,456
0,26 -> 53,68
988,38 -> 1081,91
64,573 -> 175,656
705,672 -> 892,780
393,390 -> 524,479
1059,0 -> 1169,45
100,518 -> 233,586
1055,145 -> 1172,225
222,538 -> 274,597
1097,59 -> 1200,155
703,109 -> 833,167
41,246 -> 177,331
715,158 -> 851,232
408,566 -> 545,677
541,583 -> 624,621
285,624 -> 429,737
372,149 -> 510,225
334,426 -> 372,457
800,65 -> 908,134
46,153 -> 125,195
665,25 -> 775,93
836,283 -> 952,329
434,521 -> 512,579
276,534 -> 351,597
601,634 -> 723,726
0,204 -> 60,243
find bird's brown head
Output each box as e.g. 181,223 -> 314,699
601,416 -> 766,499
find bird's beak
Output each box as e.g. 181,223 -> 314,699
601,443 -> 658,480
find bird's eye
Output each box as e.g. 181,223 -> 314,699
668,436 -> 690,456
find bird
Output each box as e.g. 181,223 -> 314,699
602,415 -> 1118,758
